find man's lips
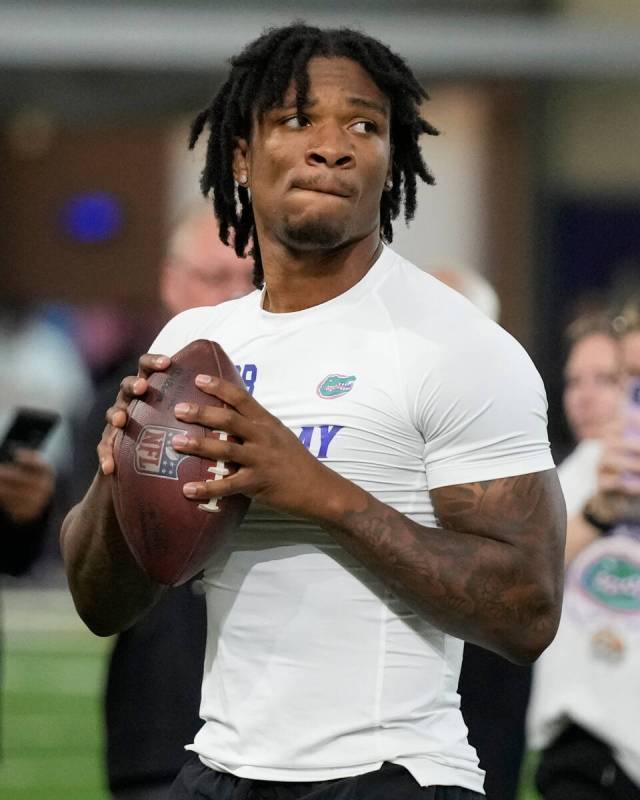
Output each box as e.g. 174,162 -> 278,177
290,179 -> 353,198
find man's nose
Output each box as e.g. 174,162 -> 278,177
305,129 -> 354,168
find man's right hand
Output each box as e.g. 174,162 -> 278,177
97,353 -> 171,476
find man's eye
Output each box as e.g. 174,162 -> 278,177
283,115 -> 309,128
351,120 -> 377,134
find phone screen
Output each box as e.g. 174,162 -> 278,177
0,408 -> 61,463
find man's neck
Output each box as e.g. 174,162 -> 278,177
260,232 -> 383,313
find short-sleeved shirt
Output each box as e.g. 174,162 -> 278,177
150,245 -> 553,793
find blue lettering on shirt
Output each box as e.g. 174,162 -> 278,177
298,426 -> 314,450
235,363 -> 258,395
297,425 -> 343,459
318,425 -> 342,458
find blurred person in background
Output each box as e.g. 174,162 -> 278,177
0,304 -> 93,476
619,300 -> 640,375
0,452 -> 54,577
528,302 -> 640,800
555,313 -> 625,564
71,202 -> 253,800
0,302 -> 90,755
0,303 -> 93,578
430,263 -> 530,800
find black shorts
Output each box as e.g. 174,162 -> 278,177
169,754 -> 484,799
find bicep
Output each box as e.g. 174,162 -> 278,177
430,469 -> 566,558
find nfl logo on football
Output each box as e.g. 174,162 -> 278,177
134,425 -> 187,480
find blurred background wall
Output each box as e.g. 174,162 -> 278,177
1,0 -> 639,457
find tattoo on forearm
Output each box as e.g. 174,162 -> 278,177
330,471 -> 565,658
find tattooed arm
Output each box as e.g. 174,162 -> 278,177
325,470 -> 566,665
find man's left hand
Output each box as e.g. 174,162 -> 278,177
172,374 -> 347,520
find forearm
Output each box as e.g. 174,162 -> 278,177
60,472 -> 164,636
316,470 -> 564,664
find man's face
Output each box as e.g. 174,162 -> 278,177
161,215 -> 254,315
563,332 -> 623,442
235,57 -> 392,254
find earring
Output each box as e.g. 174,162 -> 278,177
238,174 -> 249,187
384,179 -> 393,191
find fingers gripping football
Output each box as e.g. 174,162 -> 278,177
97,354 -> 171,475
173,374 -> 331,518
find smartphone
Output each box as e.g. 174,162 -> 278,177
0,408 -> 61,463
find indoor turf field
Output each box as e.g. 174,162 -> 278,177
0,587 -> 540,800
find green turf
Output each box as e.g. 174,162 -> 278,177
0,590 -> 111,800
0,588 -> 542,800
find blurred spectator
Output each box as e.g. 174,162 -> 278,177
0,305 -> 93,577
556,313 -> 624,564
0,306 -> 92,472
617,299 -> 640,375
71,202 -> 253,800
429,264 -> 528,800
0,450 -> 54,565
528,301 -> 640,800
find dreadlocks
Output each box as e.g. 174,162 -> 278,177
189,23 -> 438,288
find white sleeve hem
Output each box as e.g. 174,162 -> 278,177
427,452 -> 555,491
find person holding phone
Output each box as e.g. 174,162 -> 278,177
0,411 -> 58,576
0,412 -> 57,761
528,302 -> 640,800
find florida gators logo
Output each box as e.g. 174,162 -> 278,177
134,425 -> 189,479
317,374 -> 356,399
581,556 -> 640,612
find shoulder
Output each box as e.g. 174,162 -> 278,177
377,249 -> 513,349
378,249 -> 537,380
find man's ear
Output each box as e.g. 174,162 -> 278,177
386,145 -> 394,184
233,137 -> 250,186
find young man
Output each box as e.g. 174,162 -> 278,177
61,25 -> 566,800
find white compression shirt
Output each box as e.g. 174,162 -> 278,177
150,245 -> 554,793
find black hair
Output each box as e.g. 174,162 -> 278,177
189,23 -> 438,288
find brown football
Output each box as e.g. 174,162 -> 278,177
112,339 -> 250,586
